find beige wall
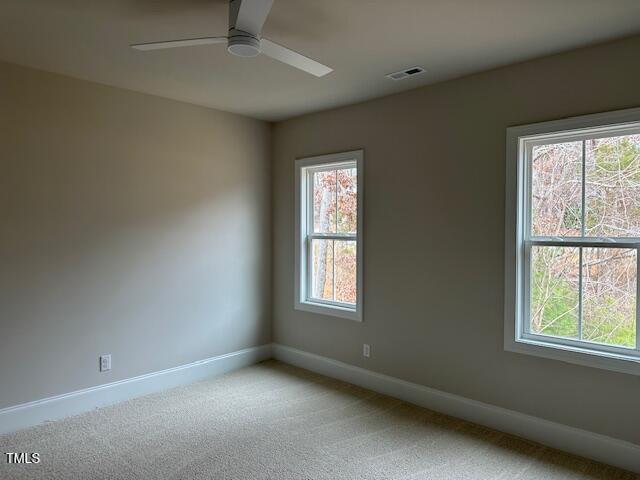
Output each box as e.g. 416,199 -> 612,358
0,61 -> 271,409
272,35 -> 640,444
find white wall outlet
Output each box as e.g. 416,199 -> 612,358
363,344 -> 371,358
100,354 -> 111,372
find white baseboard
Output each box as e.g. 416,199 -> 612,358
0,344 -> 272,435
272,343 -> 640,474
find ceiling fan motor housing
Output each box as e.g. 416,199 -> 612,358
227,30 -> 261,57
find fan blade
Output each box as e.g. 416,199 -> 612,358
231,0 -> 274,36
131,36 -> 227,51
261,38 -> 332,77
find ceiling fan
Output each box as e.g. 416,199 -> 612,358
131,0 -> 332,77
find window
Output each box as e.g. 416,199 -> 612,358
505,108 -> 640,375
295,150 -> 363,321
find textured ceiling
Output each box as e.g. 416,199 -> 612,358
1,0 -> 640,121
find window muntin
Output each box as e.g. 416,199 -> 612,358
520,125 -> 640,358
295,151 -> 362,321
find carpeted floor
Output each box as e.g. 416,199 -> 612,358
0,360 -> 637,480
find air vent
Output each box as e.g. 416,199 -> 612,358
385,66 -> 426,81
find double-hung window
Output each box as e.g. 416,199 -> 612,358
505,108 -> 640,374
295,150 -> 363,321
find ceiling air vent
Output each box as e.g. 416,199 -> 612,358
385,66 -> 426,81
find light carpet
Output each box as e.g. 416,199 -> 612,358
0,360 -> 637,480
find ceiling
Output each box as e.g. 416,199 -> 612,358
1,0 -> 640,121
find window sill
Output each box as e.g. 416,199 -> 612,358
505,336 -> 640,376
295,300 -> 362,322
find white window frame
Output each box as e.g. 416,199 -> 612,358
295,150 -> 363,321
505,107 -> 640,376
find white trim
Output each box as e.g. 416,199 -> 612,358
505,107 -> 640,375
294,150 -> 364,322
0,344 -> 272,435
272,343 -> 640,474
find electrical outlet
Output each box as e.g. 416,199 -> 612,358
100,354 -> 111,372
363,344 -> 370,358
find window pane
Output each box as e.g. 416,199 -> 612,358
313,170 -> 336,233
337,168 -> 357,233
531,142 -> 582,237
311,239 -> 334,301
582,248 -> 636,348
530,246 -> 579,339
585,134 -> 640,237
335,240 -> 357,304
